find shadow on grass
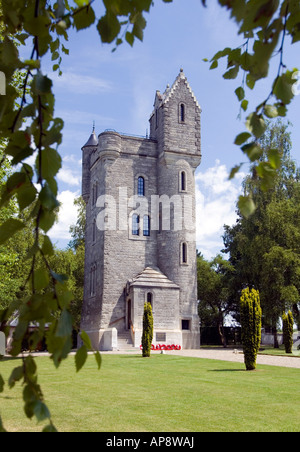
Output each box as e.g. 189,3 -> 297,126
208,368 -> 246,372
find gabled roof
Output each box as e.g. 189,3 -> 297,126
152,69 -> 201,112
129,266 -> 179,289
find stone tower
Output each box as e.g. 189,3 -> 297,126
80,69 -> 201,350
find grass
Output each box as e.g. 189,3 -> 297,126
0,353 -> 299,432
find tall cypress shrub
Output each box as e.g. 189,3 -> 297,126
240,288 -> 262,370
142,302 -> 153,358
282,310 -> 294,354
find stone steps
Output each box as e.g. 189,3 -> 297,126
117,331 -> 135,350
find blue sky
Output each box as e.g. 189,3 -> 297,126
23,0 -> 300,258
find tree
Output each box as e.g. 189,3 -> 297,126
1,0 -> 300,430
141,302 -> 153,358
282,310 -> 294,354
223,120 -> 300,345
240,287 -> 262,371
197,254 -> 235,347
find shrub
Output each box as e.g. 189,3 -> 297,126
142,302 -> 153,358
282,310 -> 294,354
240,288 -> 262,370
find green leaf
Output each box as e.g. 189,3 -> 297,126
73,6 -> 96,31
238,195 -> 256,218
0,219 -> 25,246
57,290 -> 74,310
234,132 -> 251,145
229,163 -> 243,180
241,99 -> 249,111
268,148 -> 281,169
246,73 -> 255,90
95,351 -> 102,370
223,65 -> 239,80
235,86 -> 245,101
41,235 -> 54,256
80,330 -> 92,349
256,161 -> 277,190
125,31 -> 134,46
209,60 -> 218,69
246,112 -> 266,138
34,268 -> 50,291
39,210 -> 56,233
33,401 -> 50,422
24,16 -> 51,38
32,73 -> 53,96
75,345 -> 88,372
241,142 -> 263,162
97,13 -> 121,44
263,104 -> 278,118
273,72 -> 295,104
56,310 -> 73,338
17,185 -> 37,211
38,148 -> 62,182
39,185 -> 60,210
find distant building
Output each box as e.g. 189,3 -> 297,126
80,69 -> 202,350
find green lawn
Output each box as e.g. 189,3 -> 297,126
0,353 -> 299,432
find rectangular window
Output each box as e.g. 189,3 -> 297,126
182,320 -> 190,330
143,215 -> 150,236
132,214 -> 140,236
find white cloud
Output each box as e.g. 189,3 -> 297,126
52,71 -> 113,95
57,167 -> 81,187
49,190 -> 80,242
196,160 -> 245,259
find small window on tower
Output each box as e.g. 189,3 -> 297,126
147,292 -> 153,306
143,215 -> 150,237
138,176 -> 145,196
180,171 -> 187,192
132,214 -> 140,236
180,103 -> 185,123
182,242 -> 188,264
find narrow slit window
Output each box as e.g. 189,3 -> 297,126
181,171 -> 186,191
143,215 -> 150,237
138,176 -> 145,196
132,214 -> 140,236
180,103 -> 185,122
182,242 -> 187,264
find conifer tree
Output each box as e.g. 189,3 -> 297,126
240,288 -> 262,370
282,310 -> 294,354
142,302 -> 153,358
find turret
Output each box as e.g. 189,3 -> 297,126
81,128 -> 98,203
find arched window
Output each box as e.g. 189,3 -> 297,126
180,103 -> 185,122
182,242 -> 187,264
181,171 -> 186,191
132,214 -> 140,236
147,292 -> 153,307
143,215 -> 150,237
138,176 -> 145,196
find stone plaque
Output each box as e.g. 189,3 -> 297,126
0,331 -> 5,356
156,332 -> 166,342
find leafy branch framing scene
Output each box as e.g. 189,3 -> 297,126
0,0 -> 299,432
